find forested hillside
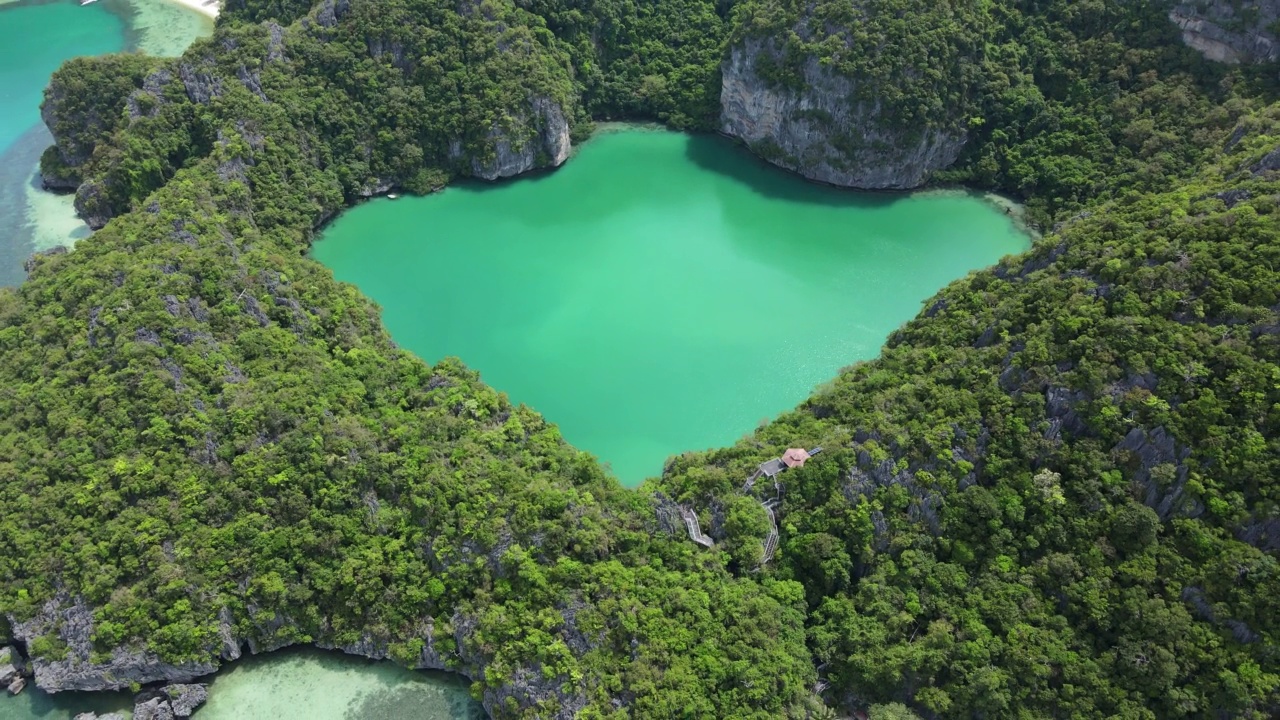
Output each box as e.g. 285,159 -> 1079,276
0,0 -> 1275,718
659,116 -> 1280,717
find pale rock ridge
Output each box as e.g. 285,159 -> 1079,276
1170,1 -> 1280,63
720,37 -> 965,190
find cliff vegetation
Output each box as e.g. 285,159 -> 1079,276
0,0 -> 1276,718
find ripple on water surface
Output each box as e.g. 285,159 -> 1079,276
314,128 -> 1032,484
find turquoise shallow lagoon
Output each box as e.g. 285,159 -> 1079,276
0,648 -> 482,720
0,0 -> 213,287
314,128 -> 1031,484
193,648 -> 482,720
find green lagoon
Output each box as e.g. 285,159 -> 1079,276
314,129 -> 1030,483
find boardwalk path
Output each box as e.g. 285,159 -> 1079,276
678,447 -> 821,566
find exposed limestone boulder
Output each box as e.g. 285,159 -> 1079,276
133,696 -> 175,720
73,714 -> 125,720
721,37 -> 966,189
1170,1 -> 1280,63
74,180 -> 115,231
163,684 -> 209,718
9,595 -> 218,693
0,646 -> 21,687
38,146 -> 81,191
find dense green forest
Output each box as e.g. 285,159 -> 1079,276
0,0 -> 1275,718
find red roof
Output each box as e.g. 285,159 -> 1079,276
781,448 -> 811,468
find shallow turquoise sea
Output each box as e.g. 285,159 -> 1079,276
0,0 -> 213,287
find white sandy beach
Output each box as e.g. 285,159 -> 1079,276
165,0 -> 219,20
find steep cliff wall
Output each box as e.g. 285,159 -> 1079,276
451,96 -> 572,181
1170,1 -> 1280,63
720,0 -> 990,190
721,38 -> 965,190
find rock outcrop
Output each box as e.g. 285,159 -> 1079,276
0,646 -> 20,685
9,595 -> 218,693
720,37 -> 965,190
1170,1 -> 1280,63
125,684 -> 207,720
133,696 -> 175,720
163,683 -> 209,717
1,645 -> 26,694
451,96 -> 572,181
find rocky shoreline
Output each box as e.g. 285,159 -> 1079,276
4,592 -> 586,719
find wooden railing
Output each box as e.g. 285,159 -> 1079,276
679,505 -> 714,547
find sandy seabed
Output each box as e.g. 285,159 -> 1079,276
164,0 -> 219,19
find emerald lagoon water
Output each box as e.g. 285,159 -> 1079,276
315,128 -> 1030,483
0,0 -> 213,287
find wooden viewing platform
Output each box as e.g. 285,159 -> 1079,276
743,446 -> 823,492
680,445 -> 822,557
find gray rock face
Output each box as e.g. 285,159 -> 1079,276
1113,426 -> 1198,522
73,713 -> 125,720
133,697 -> 175,720
1170,1 -> 1280,63
163,684 -> 209,718
9,595 -> 217,693
452,96 -> 572,181
216,607 -> 242,662
721,37 -> 965,190
0,646 -> 20,687
73,180 -> 114,230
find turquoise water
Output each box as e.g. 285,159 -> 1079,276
0,2 -> 121,151
314,128 -> 1031,483
195,648 -> 481,720
0,648 -> 481,720
0,0 -> 213,287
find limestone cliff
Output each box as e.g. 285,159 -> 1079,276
11,596 -> 218,692
720,38 -> 966,190
1170,1 -> 1280,63
40,0 -> 577,230
450,96 -> 572,181
8,596 -> 587,718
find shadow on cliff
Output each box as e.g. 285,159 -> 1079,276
683,133 -> 912,210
